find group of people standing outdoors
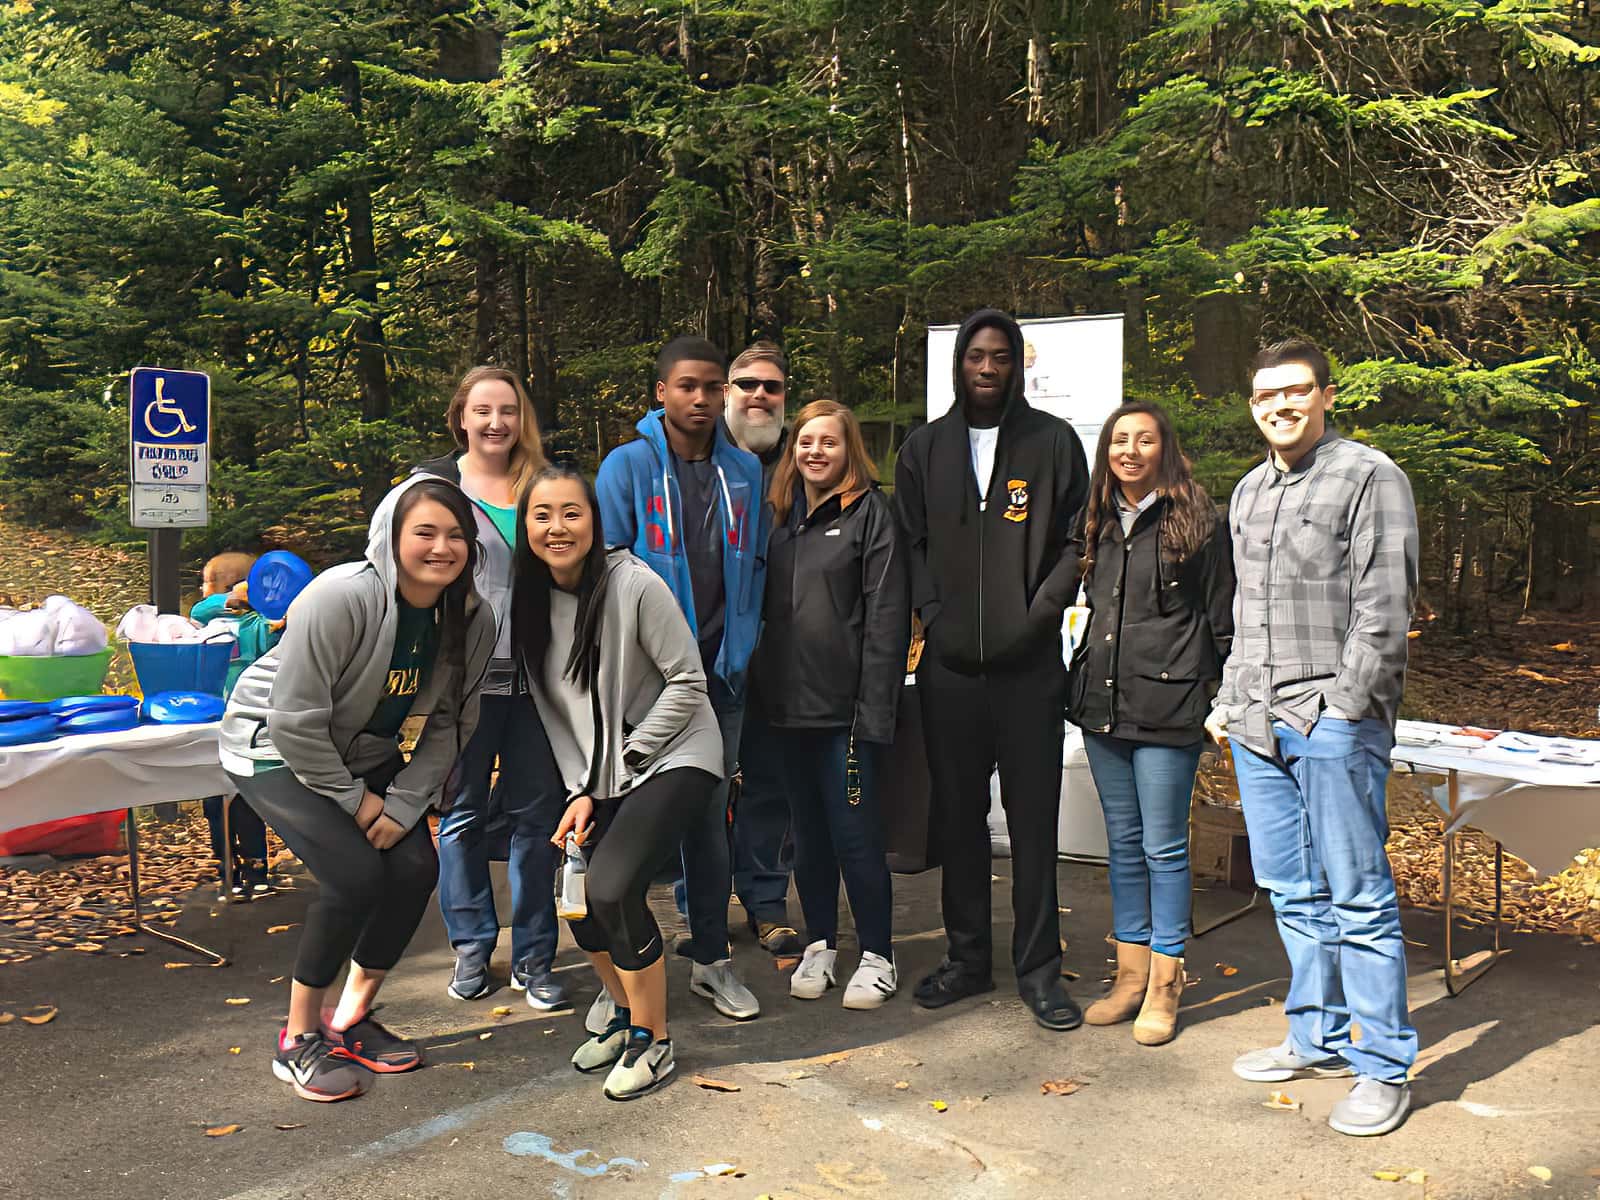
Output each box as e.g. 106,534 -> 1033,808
219,307 -> 1422,1136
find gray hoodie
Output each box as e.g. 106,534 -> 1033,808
219,476 -> 496,831
525,550 -> 723,802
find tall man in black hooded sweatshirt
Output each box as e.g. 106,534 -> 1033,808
895,309 -> 1090,1030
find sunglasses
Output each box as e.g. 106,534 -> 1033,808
731,377 -> 785,395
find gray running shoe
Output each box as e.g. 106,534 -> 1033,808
511,959 -> 572,1011
603,1029 -> 675,1100
447,946 -> 491,1001
585,989 -> 618,1035
572,1010 -> 632,1074
1328,1078 -> 1411,1136
690,958 -> 760,1020
1232,1039 -> 1354,1083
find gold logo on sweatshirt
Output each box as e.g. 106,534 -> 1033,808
1003,479 -> 1030,523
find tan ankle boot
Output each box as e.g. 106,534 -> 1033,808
1133,951 -> 1184,1045
1083,941 -> 1151,1026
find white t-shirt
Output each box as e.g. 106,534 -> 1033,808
969,426 -> 1000,510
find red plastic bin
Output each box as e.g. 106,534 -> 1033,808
0,809 -> 127,857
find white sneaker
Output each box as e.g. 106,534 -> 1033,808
789,940 -> 837,1000
571,1017 -> 629,1074
842,951 -> 898,1010
690,958 -> 760,1020
603,1031 -> 675,1101
585,989 -> 618,1036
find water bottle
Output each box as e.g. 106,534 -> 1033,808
555,832 -> 588,920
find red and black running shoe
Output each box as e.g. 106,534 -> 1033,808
324,1010 -> 424,1073
272,1030 -> 366,1102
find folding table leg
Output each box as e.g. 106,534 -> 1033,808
125,811 -> 229,966
1441,768 -> 1506,996
1193,888 -> 1263,937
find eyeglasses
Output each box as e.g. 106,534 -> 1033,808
1250,381 -> 1319,407
731,377 -> 785,395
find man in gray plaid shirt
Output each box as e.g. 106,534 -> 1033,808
1206,338 -> 1420,1137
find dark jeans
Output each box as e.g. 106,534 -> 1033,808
732,706 -> 794,925
568,769 -> 718,971
202,794 -> 268,882
676,682 -> 741,964
436,693 -> 565,967
227,765 -> 438,989
779,728 -> 892,959
918,652 -> 1065,996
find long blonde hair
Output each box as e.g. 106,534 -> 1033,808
769,399 -> 877,524
446,366 -> 547,497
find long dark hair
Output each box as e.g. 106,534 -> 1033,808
1080,401 -> 1215,578
389,478 -> 480,671
510,464 -> 613,693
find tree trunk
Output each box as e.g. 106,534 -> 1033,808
341,62 -> 390,424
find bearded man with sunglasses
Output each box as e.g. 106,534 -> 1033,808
722,341 -> 803,957
1207,338 -> 1420,1138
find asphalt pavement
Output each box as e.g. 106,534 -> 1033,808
2,858 -> 1597,1200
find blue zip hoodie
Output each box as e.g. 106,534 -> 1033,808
595,408 -> 768,700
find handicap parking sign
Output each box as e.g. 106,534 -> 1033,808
129,366 -> 210,528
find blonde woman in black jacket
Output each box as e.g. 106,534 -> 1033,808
1067,401 -> 1234,1047
751,400 -> 909,1010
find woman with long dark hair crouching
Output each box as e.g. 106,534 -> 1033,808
512,464 -> 721,1101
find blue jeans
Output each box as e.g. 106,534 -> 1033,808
437,692 -> 565,967
203,795 -> 268,883
732,707 -> 794,925
779,728 -> 892,958
1081,734 -> 1202,955
1232,717 -> 1417,1083
675,683 -> 741,964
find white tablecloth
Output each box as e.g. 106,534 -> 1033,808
0,722 -> 228,833
1390,723 -> 1600,877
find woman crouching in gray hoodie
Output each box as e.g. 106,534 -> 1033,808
220,476 -> 495,1103
512,464 -> 722,1102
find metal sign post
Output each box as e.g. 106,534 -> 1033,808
128,367 -> 210,613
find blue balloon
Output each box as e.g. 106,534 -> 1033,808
247,550 -> 314,621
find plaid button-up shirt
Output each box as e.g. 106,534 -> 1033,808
1211,430 -> 1418,757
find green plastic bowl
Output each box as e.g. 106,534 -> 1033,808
0,647 -> 114,701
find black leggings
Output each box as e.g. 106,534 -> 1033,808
226,766 -> 439,989
568,768 -> 717,972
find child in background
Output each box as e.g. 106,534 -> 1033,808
192,551 -> 282,899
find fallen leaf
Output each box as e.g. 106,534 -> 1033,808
691,1075 -> 741,1093
808,1050 -> 852,1067
228,1046 -> 241,1054
929,1100 -> 948,1112
1515,667 -> 1568,686
0,1012 -> 12,1024
1040,1079 -> 1084,1096
72,943 -> 103,952
491,1006 -> 514,1017
1552,642 -> 1576,653
1406,630 -> 1421,640
20,1005 -> 57,1025
1262,1090 -> 1301,1111
203,1124 -> 242,1137
478,1032 -> 492,1040
164,962 -> 194,970
265,924 -> 298,934
1528,1166 -> 1553,1183
269,976 -> 284,983
1214,962 -> 1239,977
444,1061 -> 476,1070
274,1123 -> 305,1132
702,1163 -> 737,1177
893,1081 -> 910,1090
223,998 -> 251,1006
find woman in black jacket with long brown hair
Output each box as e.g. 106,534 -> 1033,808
1067,401 -> 1233,1047
752,400 -> 909,1011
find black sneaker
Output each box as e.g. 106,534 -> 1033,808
1023,979 -> 1083,1031
324,1010 -> 423,1073
448,946 -> 491,1001
510,959 -> 572,1012
913,958 -> 996,1009
273,1031 -> 366,1102
749,916 -> 803,957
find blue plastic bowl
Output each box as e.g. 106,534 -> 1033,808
128,640 -> 233,698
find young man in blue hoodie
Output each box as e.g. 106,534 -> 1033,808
595,335 -> 767,1022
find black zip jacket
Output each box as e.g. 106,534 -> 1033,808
1065,497 -> 1235,745
894,309 -> 1090,675
750,485 -> 910,744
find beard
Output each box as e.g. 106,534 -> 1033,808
728,406 -> 784,454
